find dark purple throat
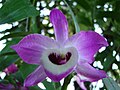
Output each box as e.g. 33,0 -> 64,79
48,52 -> 72,65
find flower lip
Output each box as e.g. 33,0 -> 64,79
41,47 -> 78,75
41,47 -> 78,81
48,52 -> 72,65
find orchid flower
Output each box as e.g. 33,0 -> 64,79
4,64 -> 18,74
0,83 -> 29,90
0,83 -> 14,90
11,8 -> 108,87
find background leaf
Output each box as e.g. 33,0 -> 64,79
103,77 -> 120,90
19,62 -> 38,79
63,0 -> 80,33
0,0 -> 39,24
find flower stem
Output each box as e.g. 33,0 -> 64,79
61,74 -> 73,90
53,82 -> 61,90
63,0 -> 80,33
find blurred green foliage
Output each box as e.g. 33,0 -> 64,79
0,0 -> 120,90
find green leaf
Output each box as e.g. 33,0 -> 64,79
0,0 -> 39,24
61,74 -> 73,90
0,38 -> 21,54
95,11 -> 120,21
0,32 -> 33,40
103,53 -> 115,71
12,70 -> 24,84
42,80 -> 55,90
75,0 -> 91,11
53,82 -> 61,90
76,13 -> 92,27
0,52 -> 16,57
20,62 -> 38,79
96,0 -> 114,6
0,26 -> 24,33
63,0 -> 80,33
30,86 -> 42,90
0,55 -> 19,71
103,77 -> 120,90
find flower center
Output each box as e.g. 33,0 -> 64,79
48,52 -> 72,65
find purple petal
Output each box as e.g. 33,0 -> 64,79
75,61 -> 107,82
66,31 -> 108,63
24,66 -> 47,87
4,64 -> 18,74
76,75 -> 87,90
45,68 -> 73,82
50,8 -> 68,44
20,87 -> 29,90
0,83 -> 14,90
11,34 -> 57,65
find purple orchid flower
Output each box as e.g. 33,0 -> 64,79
0,83 -> 29,90
0,83 -> 14,90
11,8 -> 108,87
4,64 -> 18,74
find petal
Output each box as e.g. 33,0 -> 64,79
24,66 -> 47,87
66,31 -> 108,63
45,67 -> 73,82
50,8 -> 68,44
75,75 -> 87,90
75,62 -> 107,82
41,47 -> 78,82
11,34 -> 57,65
20,87 -> 29,90
0,83 -> 14,90
4,64 -> 18,74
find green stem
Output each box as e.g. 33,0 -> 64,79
53,82 -> 61,90
61,74 -> 73,90
25,17 -> 30,32
63,0 -> 80,33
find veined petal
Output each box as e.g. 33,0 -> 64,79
75,61 -> 107,82
41,47 -> 78,82
24,66 -> 47,87
66,31 -> 108,63
11,34 -> 57,65
50,8 -> 68,44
